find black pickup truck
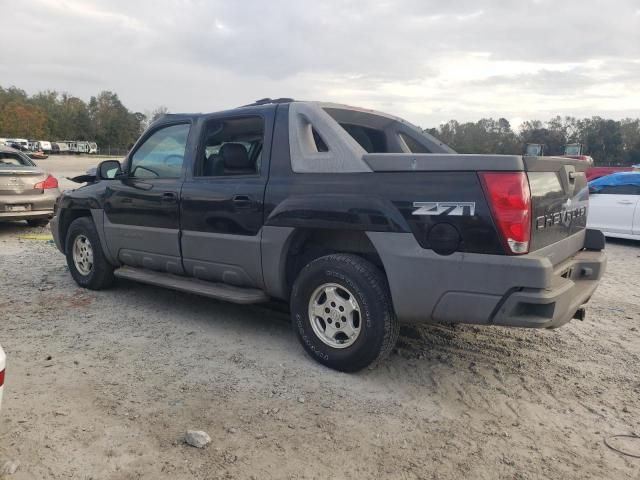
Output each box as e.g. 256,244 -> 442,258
51,99 -> 606,372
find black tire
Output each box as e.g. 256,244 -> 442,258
290,254 -> 399,372
26,218 -> 49,227
65,217 -> 114,290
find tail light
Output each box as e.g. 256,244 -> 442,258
34,174 -> 58,190
0,369 -> 4,387
479,172 -> 531,255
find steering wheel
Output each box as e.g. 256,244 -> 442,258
163,154 -> 183,166
132,165 -> 159,177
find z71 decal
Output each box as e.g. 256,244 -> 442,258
412,201 -> 476,216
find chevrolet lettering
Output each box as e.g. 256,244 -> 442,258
536,205 -> 588,230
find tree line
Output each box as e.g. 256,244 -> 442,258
1,84 -> 639,165
0,85 -> 167,151
426,116 -> 640,166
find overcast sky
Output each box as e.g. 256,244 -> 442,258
1,0 -> 639,129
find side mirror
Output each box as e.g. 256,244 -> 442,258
97,160 -> 123,180
588,186 -> 598,194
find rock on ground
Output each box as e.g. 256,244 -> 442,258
184,430 -> 211,448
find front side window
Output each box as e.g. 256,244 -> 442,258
0,151 -> 33,167
130,123 -> 190,178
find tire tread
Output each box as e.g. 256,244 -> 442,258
65,216 -> 114,290
291,253 -> 399,372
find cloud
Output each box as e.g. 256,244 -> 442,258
0,0 -> 638,128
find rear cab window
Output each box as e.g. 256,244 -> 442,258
322,107 -> 433,154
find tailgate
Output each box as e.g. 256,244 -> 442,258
525,156 -> 589,252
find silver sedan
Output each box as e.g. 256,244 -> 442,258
0,145 -> 60,226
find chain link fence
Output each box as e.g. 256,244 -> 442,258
95,145 -> 129,157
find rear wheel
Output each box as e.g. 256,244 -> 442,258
26,218 -> 49,227
290,254 -> 399,372
65,217 -> 114,290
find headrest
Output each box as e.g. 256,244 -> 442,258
220,143 -> 251,170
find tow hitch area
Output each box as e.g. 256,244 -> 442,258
573,308 -> 587,321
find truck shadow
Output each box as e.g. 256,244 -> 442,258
0,220 -> 37,236
109,277 -> 556,388
605,237 -> 639,248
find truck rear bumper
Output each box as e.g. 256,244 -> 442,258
367,230 -> 606,328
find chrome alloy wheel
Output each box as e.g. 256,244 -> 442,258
308,283 -> 362,348
72,234 -> 94,276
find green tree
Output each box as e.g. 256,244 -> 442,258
150,105 -> 168,124
0,101 -> 47,138
88,91 -> 144,150
30,90 -> 59,137
0,86 -> 28,110
619,118 -> 640,165
577,117 -> 624,165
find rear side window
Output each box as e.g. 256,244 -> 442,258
339,124 -> 386,153
197,116 -> 264,177
312,128 -> 329,152
130,123 -> 190,178
0,152 -> 33,167
399,132 -> 431,153
597,185 -> 640,195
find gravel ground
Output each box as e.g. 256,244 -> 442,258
0,156 -> 638,479
35,155 -> 118,191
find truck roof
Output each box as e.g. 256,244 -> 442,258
160,99 -> 421,130
155,99 -> 455,158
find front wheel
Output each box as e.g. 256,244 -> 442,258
65,217 -> 114,290
290,254 -> 399,372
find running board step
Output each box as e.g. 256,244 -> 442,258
113,266 -> 269,304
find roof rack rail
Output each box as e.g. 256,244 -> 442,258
240,97 -> 295,107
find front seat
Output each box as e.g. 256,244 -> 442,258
220,143 -> 255,175
203,153 -> 220,176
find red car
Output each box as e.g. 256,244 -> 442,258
586,166 -> 634,181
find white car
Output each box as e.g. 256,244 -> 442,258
588,172 -> 640,240
0,345 -> 5,410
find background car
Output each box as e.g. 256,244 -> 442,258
7,142 -> 29,152
586,166 -> 634,181
0,145 -> 60,227
588,172 -> 640,240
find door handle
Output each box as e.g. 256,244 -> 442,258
232,194 -> 252,207
162,192 -> 177,203
617,200 -> 634,205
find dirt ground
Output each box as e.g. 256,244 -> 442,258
34,155 -> 117,191
0,156 -> 639,479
